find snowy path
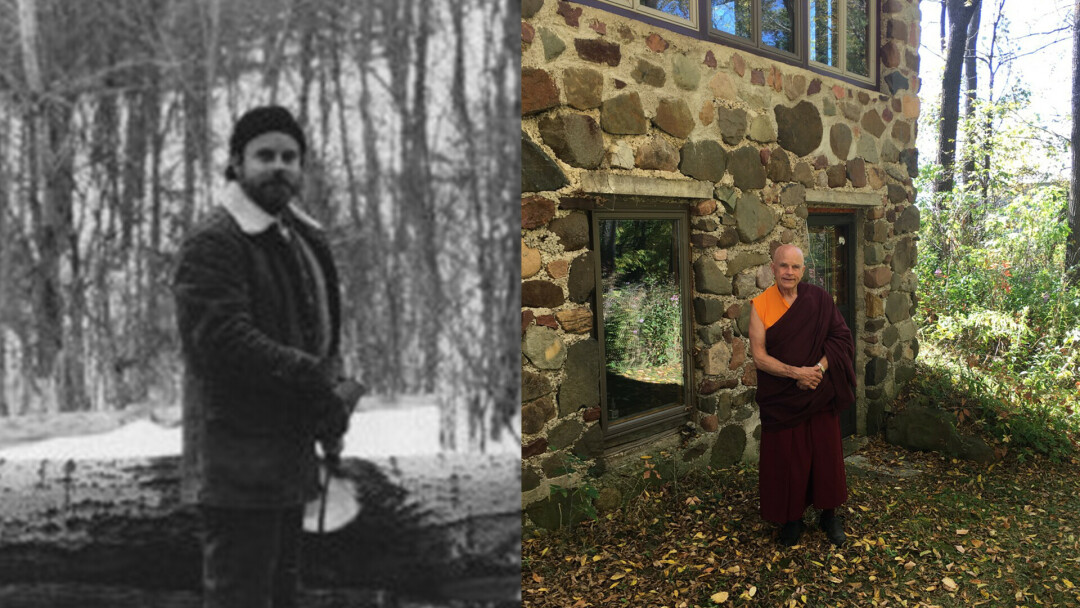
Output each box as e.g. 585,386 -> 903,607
0,401 -> 519,461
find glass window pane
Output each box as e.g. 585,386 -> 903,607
806,224 -> 849,307
809,0 -> 840,67
846,0 -> 870,77
600,219 -> 685,424
710,0 -> 752,39
762,0 -> 796,53
640,0 -> 692,20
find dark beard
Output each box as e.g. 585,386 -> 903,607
241,175 -> 297,215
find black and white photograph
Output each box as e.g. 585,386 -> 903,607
0,1 -> 522,606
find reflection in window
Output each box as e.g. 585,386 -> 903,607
599,218 -> 685,424
711,0 -> 752,39
761,0 -> 796,53
846,0 -> 870,77
641,0 -> 691,20
809,0 -> 839,68
806,224 -> 849,307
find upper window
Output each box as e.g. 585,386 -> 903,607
589,0 -> 876,85
603,0 -> 699,28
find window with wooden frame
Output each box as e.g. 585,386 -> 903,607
592,208 -> 693,448
582,0 -> 878,86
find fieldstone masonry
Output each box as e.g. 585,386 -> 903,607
522,0 -> 922,526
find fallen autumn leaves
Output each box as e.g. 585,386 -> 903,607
522,438 -> 1080,607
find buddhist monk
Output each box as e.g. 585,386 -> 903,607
749,244 -> 856,547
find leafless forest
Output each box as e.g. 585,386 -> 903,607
0,0 -> 520,451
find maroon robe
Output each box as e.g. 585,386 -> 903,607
756,282 -> 856,431
756,282 -> 856,523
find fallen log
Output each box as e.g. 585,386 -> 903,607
0,453 -> 520,606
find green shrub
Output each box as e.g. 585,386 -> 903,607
603,279 -> 681,373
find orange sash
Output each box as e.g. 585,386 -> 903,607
752,284 -> 790,330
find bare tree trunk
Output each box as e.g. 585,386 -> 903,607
0,107 -> 9,417
46,100 -> 88,413
933,0 -> 981,201
355,1 -> 392,395
961,5 -> 981,187
980,0 -> 1006,204
387,0 -> 413,395
492,0 -> 522,441
18,0 -> 55,390
409,3 -> 441,395
1067,0 -> 1080,283
203,0 -> 221,193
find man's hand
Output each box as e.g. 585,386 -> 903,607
333,379 -> 365,411
315,379 -> 365,443
792,365 -> 822,386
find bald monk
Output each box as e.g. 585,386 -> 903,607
749,244 -> 856,547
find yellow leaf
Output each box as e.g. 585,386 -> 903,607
957,529 -> 969,535
710,591 -> 729,603
611,573 -> 626,580
811,560 -> 825,567
943,577 -> 959,592
829,576 -> 843,584
749,586 -> 757,597
1064,579 -> 1075,589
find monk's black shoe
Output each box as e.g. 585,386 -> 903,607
777,520 -> 806,547
819,514 -> 846,547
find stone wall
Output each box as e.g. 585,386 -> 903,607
521,0 -> 922,525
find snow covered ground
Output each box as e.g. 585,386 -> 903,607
0,400 -> 520,461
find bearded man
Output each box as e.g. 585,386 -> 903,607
748,244 -> 856,547
173,106 -> 362,607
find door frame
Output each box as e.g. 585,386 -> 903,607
807,211 -> 857,437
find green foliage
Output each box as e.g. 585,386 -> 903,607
549,451 -> 600,527
603,279 -> 682,373
905,352 -> 1079,462
915,89 -> 1080,461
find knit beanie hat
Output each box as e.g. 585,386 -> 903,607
225,106 -> 306,180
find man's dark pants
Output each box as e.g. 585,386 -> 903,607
201,505 -> 303,608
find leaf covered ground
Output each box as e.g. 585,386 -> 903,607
522,439 -> 1080,607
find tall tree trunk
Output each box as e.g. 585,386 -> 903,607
487,0 -> 521,443
444,0 -> 479,451
387,0 -> 413,395
47,101 -> 88,413
356,0 -> 391,395
0,108 -> 9,417
409,3 -> 440,395
980,0 -> 1006,204
961,5 -> 981,187
1067,0 -> 1080,283
933,0 -> 981,201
